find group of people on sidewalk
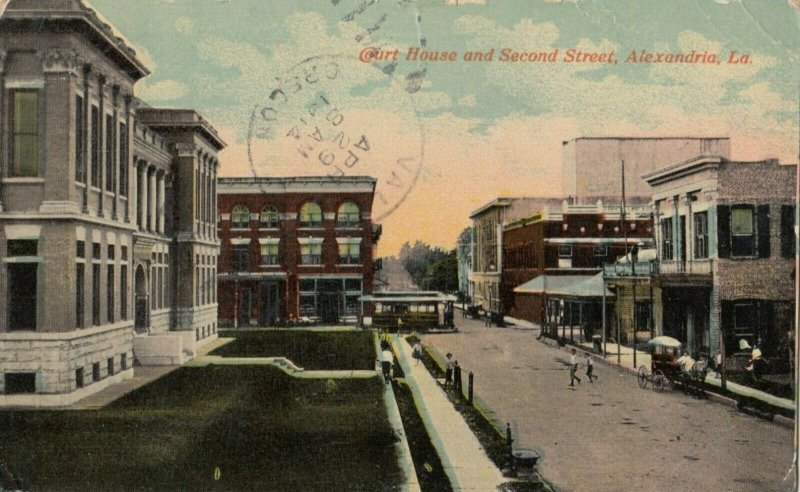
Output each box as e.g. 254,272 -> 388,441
569,348 -> 598,387
379,339 -> 424,383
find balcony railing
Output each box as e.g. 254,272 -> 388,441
260,255 -> 279,266
655,259 -> 713,275
602,261 -> 656,277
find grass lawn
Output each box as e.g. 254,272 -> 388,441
0,365 -> 403,492
213,330 -> 375,370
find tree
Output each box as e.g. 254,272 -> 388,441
399,241 -> 447,289
422,249 -> 458,293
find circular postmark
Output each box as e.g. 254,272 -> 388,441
246,52 -> 426,223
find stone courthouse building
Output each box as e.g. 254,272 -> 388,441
0,0 -> 224,405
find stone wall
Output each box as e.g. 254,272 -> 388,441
0,323 -> 133,406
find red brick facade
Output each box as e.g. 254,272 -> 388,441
217,177 -> 379,326
502,206 -> 653,323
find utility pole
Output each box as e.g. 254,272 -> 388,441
620,160 -> 628,365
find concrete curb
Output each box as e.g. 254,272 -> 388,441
375,334 -> 422,492
773,414 -> 795,429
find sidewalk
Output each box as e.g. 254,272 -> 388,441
68,365 -> 179,410
392,334 -> 505,491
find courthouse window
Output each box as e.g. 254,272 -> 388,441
11,90 -> 41,177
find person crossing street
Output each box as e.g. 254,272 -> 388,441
569,348 -> 581,386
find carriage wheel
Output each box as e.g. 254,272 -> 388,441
637,365 -> 649,389
653,370 -> 666,393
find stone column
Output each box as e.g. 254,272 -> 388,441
82,64 -> 92,213
212,160 -> 218,240
158,172 -> 166,234
0,51 -> 5,210
124,95 -> 133,222
139,164 -> 148,231
130,155 -> 138,228
97,75 -> 106,217
149,167 -> 157,233
197,154 -> 203,236
111,85 -> 120,220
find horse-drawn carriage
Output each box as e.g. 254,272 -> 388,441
637,336 -> 709,396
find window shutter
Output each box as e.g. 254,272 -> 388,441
720,300 -> 734,353
757,205 -> 770,258
717,205 -> 731,259
780,205 -> 794,259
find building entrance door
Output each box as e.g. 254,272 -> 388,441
238,289 -> 252,327
260,282 -> 281,326
317,279 -> 341,324
134,265 -> 148,334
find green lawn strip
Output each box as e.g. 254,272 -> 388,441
0,365 -> 403,492
391,380 -> 452,492
214,330 -> 374,370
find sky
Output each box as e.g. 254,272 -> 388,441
88,0 -> 800,256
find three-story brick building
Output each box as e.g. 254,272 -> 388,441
217,176 -> 380,326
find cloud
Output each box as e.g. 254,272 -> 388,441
184,8 -> 796,255
175,17 -> 193,34
135,79 -> 189,101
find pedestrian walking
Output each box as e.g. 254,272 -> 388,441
485,311 -> 492,327
569,348 -> 581,386
412,341 -> 423,366
585,355 -> 597,383
381,345 -> 394,383
444,352 -> 454,387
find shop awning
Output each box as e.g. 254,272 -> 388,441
513,274 -> 613,298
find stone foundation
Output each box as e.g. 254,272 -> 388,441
0,322 -> 134,407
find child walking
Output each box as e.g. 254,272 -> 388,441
586,355 -> 597,383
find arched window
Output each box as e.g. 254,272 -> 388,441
337,202 -> 360,227
232,205 -> 250,229
261,205 -> 279,228
299,202 -> 322,227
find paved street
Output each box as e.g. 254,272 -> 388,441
421,316 -> 795,492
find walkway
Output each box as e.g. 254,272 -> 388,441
391,334 -> 505,491
68,366 -> 179,410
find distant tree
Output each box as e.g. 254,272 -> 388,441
399,241 -> 447,289
422,249 -> 458,293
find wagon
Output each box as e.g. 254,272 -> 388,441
636,336 -> 708,396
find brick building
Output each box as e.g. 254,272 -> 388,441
217,176 -> 380,326
644,155 -> 795,361
503,200 -> 653,328
562,137 -> 730,203
0,0 -> 224,405
468,197 -> 563,316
